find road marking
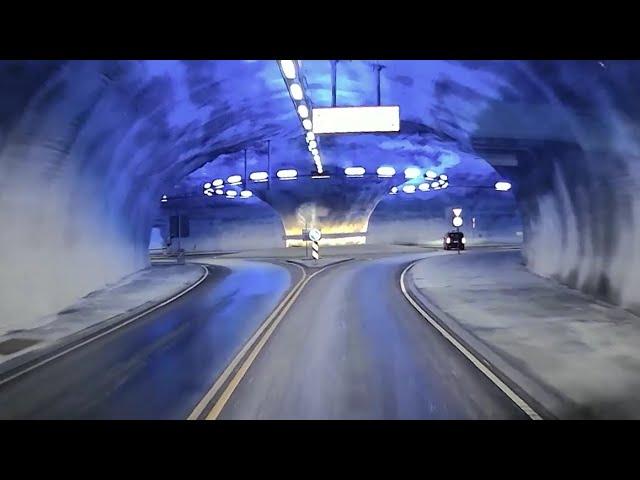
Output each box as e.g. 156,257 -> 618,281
400,261 -> 543,420
189,262 -> 336,420
0,265 -> 210,387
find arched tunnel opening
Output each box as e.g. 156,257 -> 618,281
2,59 -> 640,420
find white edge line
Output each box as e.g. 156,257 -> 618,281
0,264 -> 210,388
400,261 -> 543,421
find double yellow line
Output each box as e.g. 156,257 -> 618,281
188,261 -> 337,420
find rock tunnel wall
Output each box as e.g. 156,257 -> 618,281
0,60 -> 299,328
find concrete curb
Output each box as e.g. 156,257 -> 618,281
0,264 -> 210,383
403,260 -> 585,420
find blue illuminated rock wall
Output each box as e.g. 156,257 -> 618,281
0,60 -> 299,327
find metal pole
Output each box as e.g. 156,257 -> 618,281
374,64 -> 385,106
267,140 -> 271,190
331,60 -> 338,107
243,149 -> 247,189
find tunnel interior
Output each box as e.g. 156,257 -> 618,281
2,59 -> 640,328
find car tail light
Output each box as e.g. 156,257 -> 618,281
446,237 -> 451,244
461,237 -> 466,244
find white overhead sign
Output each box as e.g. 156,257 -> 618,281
312,106 -> 400,134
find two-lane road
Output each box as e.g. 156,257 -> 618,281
0,253 -> 529,419
217,255 -> 528,419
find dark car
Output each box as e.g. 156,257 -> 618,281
443,231 -> 466,250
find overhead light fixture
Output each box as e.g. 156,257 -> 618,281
204,191 -> 213,197
495,181 -> 512,191
227,175 -> 242,185
402,185 -> 416,194
240,190 -> 253,198
250,171 -> 269,182
212,179 -> 224,187
308,140 -> 317,150
306,132 -> 315,142
439,179 -> 446,185
390,186 -> 398,195
418,183 -> 430,191
404,167 -> 421,179
226,190 -> 238,198
440,174 -> 448,181
345,166 -> 365,177
442,182 -> 449,189
313,154 -> 321,162
312,174 -> 330,179
312,106 -> 400,134
425,170 -> 438,179
215,189 -> 224,195
377,166 -> 396,178
297,104 -> 309,118
302,119 -> 312,130
290,83 -> 303,100
311,148 -> 318,156
431,181 -> 440,188
204,182 -> 212,189
277,169 -> 298,179
280,60 -> 296,79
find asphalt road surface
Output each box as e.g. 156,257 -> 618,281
218,255 -> 528,419
0,259 -> 294,419
0,253 -> 528,419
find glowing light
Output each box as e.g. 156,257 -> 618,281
226,190 -> 238,198
161,194 -> 168,203
426,170 -> 438,179
312,106 -> 400,134
212,179 -> 224,187
377,166 -> 396,177
312,174 -> 330,179
390,186 -> 398,194
215,189 -> 224,195
204,182 -> 212,189
302,119 -> 312,130
453,217 -> 463,227
442,182 -> 449,189
290,83 -> 303,100
418,183 -> 430,191
204,191 -> 213,197
453,208 -> 462,217
308,140 -> 317,150
431,181 -> 440,188
280,60 -> 296,79
440,174 -> 448,181
461,237 -> 466,244
298,104 -> 309,119
306,132 -> 315,142
311,148 -> 318,156
404,167 -> 421,179
250,171 -> 269,182
313,154 -> 321,162
345,166 -> 365,177
446,237 -> 451,244
277,169 -> 298,179
439,179 -> 446,185
316,165 -> 324,174
227,175 -> 242,185
495,181 -> 512,191
240,190 -> 253,198
402,185 -> 416,194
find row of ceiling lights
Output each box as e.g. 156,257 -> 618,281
278,60 -> 323,174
